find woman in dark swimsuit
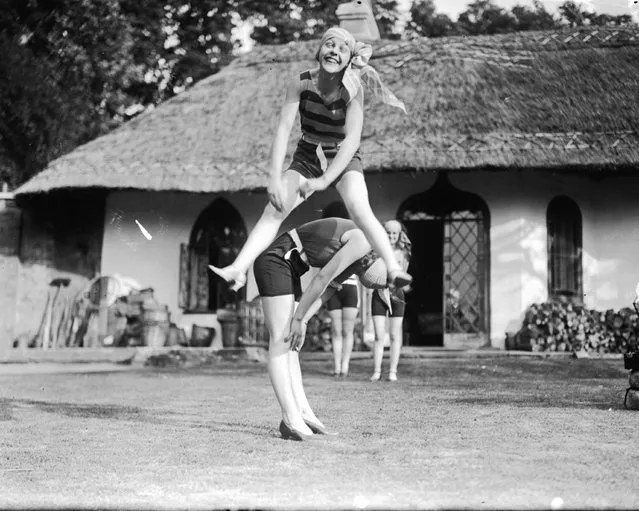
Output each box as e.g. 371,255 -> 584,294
254,217 -> 391,441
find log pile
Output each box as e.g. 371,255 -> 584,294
513,300 -> 639,354
624,353 -> 639,411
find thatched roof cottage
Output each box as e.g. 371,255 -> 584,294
4,8 -> 639,353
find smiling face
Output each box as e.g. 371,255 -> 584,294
318,36 -> 352,74
384,220 -> 402,247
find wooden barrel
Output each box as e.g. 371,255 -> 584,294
143,322 -> 170,348
190,325 -> 215,347
625,388 -> 639,410
141,305 -> 170,324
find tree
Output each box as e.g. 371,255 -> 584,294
457,0 -> 518,35
375,0 -> 402,39
247,0 -> 342,44
246,0 -> 403,44
612,14 -> 634,25
0,0 -> 246,186
0,0 -> 147,185
558,1 -> 592,27
510,1 -> 559,31
409,0 -> 456,37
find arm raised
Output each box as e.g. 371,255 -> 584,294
268,76 -> 301,211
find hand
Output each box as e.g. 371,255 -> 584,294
287,317 -> 307,352
267,177 -> 285,212
298,177 -> 327,199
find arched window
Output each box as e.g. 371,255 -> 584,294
179,199 -> 247,312
547,196 -> 582,301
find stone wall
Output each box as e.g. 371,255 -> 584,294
0,193 -> 22,356
10,191 -> 105,349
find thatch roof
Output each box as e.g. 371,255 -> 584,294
16,26 -> 639,196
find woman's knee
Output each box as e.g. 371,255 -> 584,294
389,332 -> 403,345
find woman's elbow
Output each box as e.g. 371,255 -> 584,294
344,134 -> 361,152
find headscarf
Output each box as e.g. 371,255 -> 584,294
318,27 -> 407,114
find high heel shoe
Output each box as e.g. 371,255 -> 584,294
279,420 -> 313,441
388,269 -> 412,288
208,265 -> 247,292
303,418 -> 338,436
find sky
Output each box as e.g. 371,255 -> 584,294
234,0 -> 636,51
403,0 -> 633,19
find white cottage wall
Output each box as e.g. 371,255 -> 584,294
585,177 -> 639,309
102,188 -> 336,336
360,171 -> 602,348
101,172 -> 639,350
103,191 -> 262,335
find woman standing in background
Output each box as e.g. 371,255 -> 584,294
370,220 -> 412,382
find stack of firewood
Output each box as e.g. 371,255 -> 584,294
625,353 -> 639,410
516,300 -> 639,353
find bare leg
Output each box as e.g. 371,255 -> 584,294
288,350 -> 324,427
340,307 -> 358,376
388,316 -> 404,381
371,315 -> 387,381
210,171 -> 308,289
336,172 -> 411,286
262,295 -> 313,434
328,309 -> 343,375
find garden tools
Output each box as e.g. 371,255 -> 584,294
36,278 -> 71,349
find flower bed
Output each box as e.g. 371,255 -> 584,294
510,299 -> 639,353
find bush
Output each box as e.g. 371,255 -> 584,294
512,298 -> 639,353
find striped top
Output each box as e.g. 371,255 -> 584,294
299,70 -> 351,146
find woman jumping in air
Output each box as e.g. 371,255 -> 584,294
209,27 -> 411,292
254,217 -> 392,441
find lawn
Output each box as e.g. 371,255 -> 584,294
0,355 -> 637,510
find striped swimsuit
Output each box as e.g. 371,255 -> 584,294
288,70 -> 363,181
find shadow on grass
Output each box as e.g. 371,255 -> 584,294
451,388 -> 627,410
0,398 -> 273,438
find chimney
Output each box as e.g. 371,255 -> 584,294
336,0 -> 380,41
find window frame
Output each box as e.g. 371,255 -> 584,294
546,196 -> 583,302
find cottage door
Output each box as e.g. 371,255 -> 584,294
398,174 -> 490,348
403,219 -> 444,346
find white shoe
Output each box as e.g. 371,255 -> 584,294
208,265 -> 246,292
370,372 -> 381,382
388,372 -> 398,382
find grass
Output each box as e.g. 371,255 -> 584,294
0,356 -> 637,510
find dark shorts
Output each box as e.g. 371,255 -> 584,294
326,283 -> 359,311
288,139 -> 363,186
371,287 -> 405,318
254,233 -> 310,300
